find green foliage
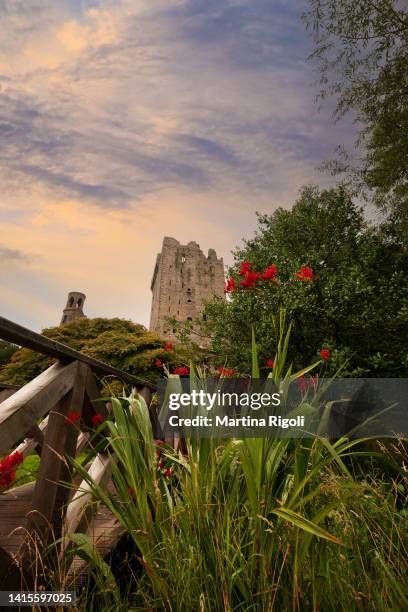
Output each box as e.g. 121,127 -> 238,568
0,317 -> 199,386
0,340 -> 19,366
303,0 -> 408,221
68,331 -> 407,610
203,185 -> 408,376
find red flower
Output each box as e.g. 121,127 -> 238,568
164,343 -> 173,351
174,366 -> 189,376
0,470 -> 16,487
295,266 -> 314,281
154,359 -> 163,367
164,467 -> 174,478
319,348 -> 330,361
239,261 -> 251,276
225,277 -> 236,293
218,366 -> 235,377
154,439 -> 165,446
266,359 -> 274,368
297,375 -> 309,393
91,414 -> 104,427
240,270 -> 260,288
1,451 -> 23,471
65,411 -> 80,425
158,461 -> 164,470
261,264 -> 277,280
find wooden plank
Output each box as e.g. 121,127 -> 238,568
66,508 -> 125,586
52,362 -> 90,527
27,362 -> 89,542
0,389 -> 16,403
15,417 -> 48,458
64,481 -> 125,586
0,316 -> 155,391
63,453 -> 111,544
0,361 -> 77,454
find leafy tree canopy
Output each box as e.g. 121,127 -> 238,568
0,340 -> 19,366
303,0 -> 408,223
0,317 -> 197,388
203,185 -> 408,376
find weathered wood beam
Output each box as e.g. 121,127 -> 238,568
27,362 -> 89,543
0,389 -> 17,403
0,361 -> 78,454
0,316 -> 155,391
63,453 -> 111,546
15,418 -> 48,458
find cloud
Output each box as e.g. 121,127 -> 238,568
0,244 -> 31,264
0,0 -> 351,211
0,0 -> 356,330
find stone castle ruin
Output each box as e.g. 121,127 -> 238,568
60,237 -> 225,339
149,237 -> 225,339
60,291 -> 87,326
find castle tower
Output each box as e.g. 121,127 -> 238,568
60,291 -> 87,326
150,237 -> 225,338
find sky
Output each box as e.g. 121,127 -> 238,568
0,0 -> 355,332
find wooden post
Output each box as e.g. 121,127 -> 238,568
27,362 -> 88,540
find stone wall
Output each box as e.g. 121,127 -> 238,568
149,236 -> 225,339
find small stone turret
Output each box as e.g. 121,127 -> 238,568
60,292 -> 87,326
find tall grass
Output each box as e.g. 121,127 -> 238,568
69,315 -> 407,611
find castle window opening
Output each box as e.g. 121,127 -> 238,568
77,298 -> 82,308
68,297 -> 74,307
187,317 -> 192,321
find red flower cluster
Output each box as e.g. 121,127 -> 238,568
240,270 -> 261,289
226,261 -> 280,291
297,374 -> 318,394
164,343 -> 173,351
155,440 -> 173,477
261,265 -> 277,280
91,414 -> 104,427
296,266 -> 314,281
174,366 -> 189,376
319,348 -> 330,361
227,261 -> 315,292
218,366 -> 235,377
0,451 -> 23,488
155,359 -> 163,368
239,261 -> 251,276
266,359 -> 274,368
65,411 -> 81,425
225,277 -> 236,293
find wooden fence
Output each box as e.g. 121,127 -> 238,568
0,316 -> 157,588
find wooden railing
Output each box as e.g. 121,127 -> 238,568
0,316 -> 157,586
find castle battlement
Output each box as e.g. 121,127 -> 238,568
149,237 -> 225,338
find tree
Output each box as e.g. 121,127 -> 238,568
0,340 -> 19,366
203,185 -> 408,376
303,0 -> 408,222
0,317 -> 198,388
